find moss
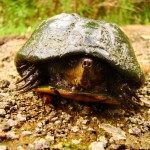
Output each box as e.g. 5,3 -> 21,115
84,21 -> 99,29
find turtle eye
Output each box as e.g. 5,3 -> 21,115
82,58 -> 92,68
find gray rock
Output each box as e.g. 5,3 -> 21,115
5,114 -> 10,119
77,117 -> 89,125
82,119 -> 89,125
61,112 -> 71,121
81,106 -> 91,115
51,117 -> 58,122
0,145 -> 8,150
98,136 -> 108,148
9,99 -> 16,106
148,109 -> 150,115
71,126 -> 79,132
54,120 -> 61,125
109,144 -> 126,150
1,119 -> 17,131
128,117 -> 139,124
99,124 -> 126,141
0,102 -> 9,109
35,127 -> 42,134
37,122 -> 44,128
1,123 -> 11,132
0,80 -> 10,88
16,146 -> 24,150
129,127 -> 141,135
6,119 -> 17,127
71,139 -> 81,144
88,127 -> 96,133
109,138 -> 115,144
89,142 -> 104,150
45,135 -> 54,142
21,131 -> 32,136
27,144 -> 34,150
6,131 -> 19,140
0,109 -> 6,117
34,138 -> 50,150
16,113 -> 26,122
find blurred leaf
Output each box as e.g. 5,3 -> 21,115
0,0 -> 149,36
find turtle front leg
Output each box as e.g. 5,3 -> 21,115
118,83 -> 140,109
118,83 -> 139,101
16,64 -> 42,92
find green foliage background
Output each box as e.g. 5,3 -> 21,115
0,0 -> 150,36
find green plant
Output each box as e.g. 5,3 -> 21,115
0,0 -> 149,36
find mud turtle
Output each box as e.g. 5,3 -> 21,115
15,13 -> 144,106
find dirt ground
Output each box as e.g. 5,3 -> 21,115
0,25 -> 150,150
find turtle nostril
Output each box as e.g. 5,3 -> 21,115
82,58 -> 92,68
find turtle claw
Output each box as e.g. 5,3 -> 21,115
18,64 -> 27,70
122,84 -> 140,102
125,86 -> 140,101
16,65 -> 36,84
16,65 -> 41,92
17,80 -> 32,91
22,80 -> 41,92
119,83 -> 140,109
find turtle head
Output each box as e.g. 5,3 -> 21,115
64,56 -> 106,90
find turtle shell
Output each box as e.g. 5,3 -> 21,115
15,13 -> 144,86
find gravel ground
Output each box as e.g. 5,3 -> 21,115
0,25 -> 150,150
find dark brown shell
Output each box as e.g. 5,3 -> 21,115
15,13 -> 144,87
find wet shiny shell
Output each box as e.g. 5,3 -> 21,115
15,13 -> 144,86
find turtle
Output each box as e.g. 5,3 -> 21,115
14,13 -> 145,107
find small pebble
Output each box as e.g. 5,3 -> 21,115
54,120 -> 61,125
45,135 -> 54,142
82,119 -> 89,125
109,144 -> 126,150
51,117 -> 58,122
109,138 -> 115,144
128,117 -> 138,124
0,145 -> 8,150
21,131 -> 32,136
16,146 -> 24,150
89,142 -> 104,150
2,123 -> 12,132
88,127 -> 96,134
35,127 -> 42,134
99,124 -> 126,141
37,122 -> 43,128
0,133 -> 7,140
9,99 -> 16,106
0,80 -> 10,88
0,102 -> 9,109
17,113 -> 26,122
71,139 -> 81,144
0,109 -> 6,117
129,127 -> 141,135
6,119 -> 17,127
148,109 -> 150,115
71,126 -> 79,132
6,131 -> 19,140
81,106 -> 91,115
27,144 -> 34,150
98,136 -> 107,147
34,138 -> 50,150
